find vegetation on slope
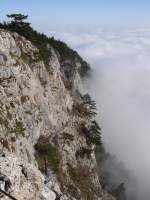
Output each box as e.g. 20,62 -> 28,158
0,13 -> 90,76
34,136 -> 60,175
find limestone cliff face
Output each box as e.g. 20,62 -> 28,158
0,29 -> 115,200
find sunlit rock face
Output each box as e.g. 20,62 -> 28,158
0,29 -> 115,200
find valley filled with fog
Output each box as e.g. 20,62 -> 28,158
52,29 -> 150,200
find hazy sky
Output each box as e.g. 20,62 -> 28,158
1,0 -> 150,32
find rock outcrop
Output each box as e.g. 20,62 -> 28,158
0,29 -> 115,200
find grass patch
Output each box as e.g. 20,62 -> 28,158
10,120 -> 26,137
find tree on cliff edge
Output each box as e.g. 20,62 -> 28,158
5,13 -> 32,37
0,13 -> 90,76
7,14 -> 28,23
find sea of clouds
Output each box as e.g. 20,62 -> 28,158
50,29 -> 150,200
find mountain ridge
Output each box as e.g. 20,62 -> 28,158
0,26 -> 115,200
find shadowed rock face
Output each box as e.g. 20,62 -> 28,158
0,29 -> 115,200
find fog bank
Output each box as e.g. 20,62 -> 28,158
52,29 -> 150,200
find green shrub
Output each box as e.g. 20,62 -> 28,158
89,121 -> 102,146
10,121 -> 26,137
34,136 -> 60,175
72,94 -> 97,119
72,102 -> 96,119
21,96 -> 29,104
79,121 -> 102,146
63,132 -> 74,141
75,147 -> 92,159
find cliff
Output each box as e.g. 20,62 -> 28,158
0,29 -> 115,200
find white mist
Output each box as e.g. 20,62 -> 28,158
52,29 -> 150,200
